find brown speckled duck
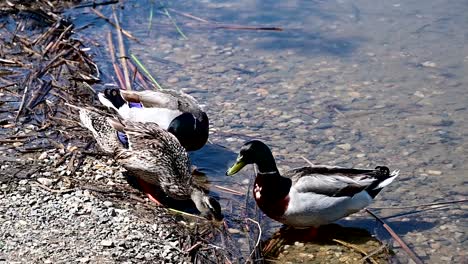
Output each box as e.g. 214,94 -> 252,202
73,105 -> 221,221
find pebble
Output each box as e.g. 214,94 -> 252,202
103,201 -> 113,207
100,239 -> 114,247
38,152 -> 48,160
37,177 -> 54,187
167,77 -> 179,84
190,54 -> 203,59
427,170 -> 442,175
294,241 -> 304,247
337,143 -> 352,151
414,91 -> 425,98
421,61 -> 437,68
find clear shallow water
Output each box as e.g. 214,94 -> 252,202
71,0 -> 467,262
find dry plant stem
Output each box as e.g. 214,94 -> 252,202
332,239 -> 378,264
112,7 -> 131,90
300,156 -> 315,166
15,84 -> 28,121
106,31 -> 125,89
32,182 -> 74,194
382,205 -> 451,221
361,244 -> 387,262
166,7 -> 282,32
371,199 -> 468,210
167,8 -> 210,23
246,218 -> 262,263
167,208 -> 206,220
212,185 -> 244,196
365,209 -> 424,264
126,60 -> 150,90
91,8 -> 138,41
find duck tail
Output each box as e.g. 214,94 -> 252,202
366,166 -> 400,198
77,107 -> 121,154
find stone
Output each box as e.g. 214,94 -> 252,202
100,239 -> 114,247
37,178 -> 54,187
337,143 -> 352,151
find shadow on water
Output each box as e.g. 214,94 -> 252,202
254,30 -> 364,57
338,217 -> 437,241
188,143 -> 238,177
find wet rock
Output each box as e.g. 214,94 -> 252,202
421,61 -> 437,68
167,77 -> 179,84
337,143 -> 352,151
427,170 -> 442,176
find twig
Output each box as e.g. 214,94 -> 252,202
360,244 -> 387,263
112,7 -> 131,90
91,8 -> 138,41
168,208 -> 206,220
32,182 -> 75,194
148,1 -> 154,31
130,53 -> 163,89
106,31 -> 126,89
0,139 -> 27,143
163,7 -> 188,40
382,205 -> 451,220
185,241 -> 202,253
246,218 -> 262,263
365,209 -> 424,264
167,8 -> 210,23
126,60 -> 150,90
15,84 -> 28,121
332,239 -> 378,264
74,0 -> 119,8
300,156 -> 315,166
212,185 -> 244,196
371,199 -> 468,210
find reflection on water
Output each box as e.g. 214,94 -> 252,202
72,0 -> 467,262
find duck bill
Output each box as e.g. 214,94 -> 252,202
226,160 -> 246,176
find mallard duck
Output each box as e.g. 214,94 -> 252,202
74,105 -> 222,221
98,88 -> 209,151
226,140 -> 399,228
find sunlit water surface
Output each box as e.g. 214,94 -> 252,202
70,0 -> 467,263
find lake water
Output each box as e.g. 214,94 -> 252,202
70,0 -> 467,262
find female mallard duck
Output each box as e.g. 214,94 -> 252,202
74,106 -> 222,221
226,140 -> 399,228
98,88 -> 209,151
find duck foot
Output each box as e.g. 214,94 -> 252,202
136,178 -> 163,206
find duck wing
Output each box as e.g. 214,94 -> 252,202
112,121 -> 193,197
286,166 -> 391,197
120,89 -> 202,114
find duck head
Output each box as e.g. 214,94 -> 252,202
190,188 -> 223,221
226,140 -> 277,175
168,112 -> 209,151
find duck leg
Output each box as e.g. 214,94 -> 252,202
135,178 -> 163,206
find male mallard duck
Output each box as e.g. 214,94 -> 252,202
226,140 -> 399,228
74,105 -> 222,221
98,88 -> 209,151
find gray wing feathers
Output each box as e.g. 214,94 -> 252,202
122,90 -> 201,114
287,166 -> 378,197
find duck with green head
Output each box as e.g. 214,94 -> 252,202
226,140 -> 399,228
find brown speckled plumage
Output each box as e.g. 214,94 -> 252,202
76,106 -> 222,220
